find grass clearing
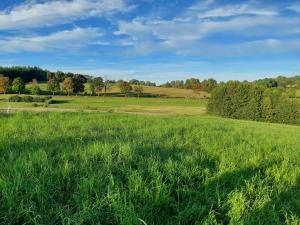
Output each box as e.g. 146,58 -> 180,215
0,112 -> 299,224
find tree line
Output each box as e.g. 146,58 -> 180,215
160,78 -> 218,92
207,81 -> 300,125
0,75 -> 147,97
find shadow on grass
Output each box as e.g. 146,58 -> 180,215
1,126 -> 298,225
49,99 -> 71,104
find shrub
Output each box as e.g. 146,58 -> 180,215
7,95 -> 53,103
8,95 -> 22,102
46,99 -> 54,104
23,96 -> 34,102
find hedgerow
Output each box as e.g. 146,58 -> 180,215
208,82 -> 300,125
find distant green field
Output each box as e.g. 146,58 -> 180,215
0,112 -> 299,224
0,95 -> 207,115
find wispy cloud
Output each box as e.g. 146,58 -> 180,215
115,1 -> 300,56
188,2 -> 278,18
0,0 -> 130,30
0,27 -> 103,52
288,3 -> 300,13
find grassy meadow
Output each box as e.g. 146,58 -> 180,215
0,95 -> 207,115
0,112 -> 299,224
296,89 -> 300,98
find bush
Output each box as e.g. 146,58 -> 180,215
23,96 -> 34,102
46,99 -> 54,104
7,95 -> 53,103
8,95 -> 22,102
32,97 -> 44,102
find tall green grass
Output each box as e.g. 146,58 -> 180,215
0,112 -> 299,224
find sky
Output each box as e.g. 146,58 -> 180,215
0,0 -> 299,83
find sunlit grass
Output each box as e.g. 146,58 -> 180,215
0,95 -> 207,115
0,112 -> 299,224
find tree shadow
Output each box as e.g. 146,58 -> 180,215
48,99 -> 71,104
1,125 -> 298,225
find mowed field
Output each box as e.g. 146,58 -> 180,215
0,112 -> 299,224
0,95 -> 207,115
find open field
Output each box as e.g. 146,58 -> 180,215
0,112 -> 299,224
106,85 -> 209,99
0,95 -> 207,115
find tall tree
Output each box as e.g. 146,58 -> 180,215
47,78 -> 60,95
202,78 -> 218,92
88,77 -> 104,96
62,77 -> 74,96
0,76 -> 10,94
72,74 -> 86,94
94,77 -> 104,96
12,77 -> 25,94
134,85 -> 144,98
103,79 -> 111,97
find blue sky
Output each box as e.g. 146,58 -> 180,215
0,0 -> 299,83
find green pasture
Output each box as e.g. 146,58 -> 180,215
0,112 -> 299,224
0,95 -> 207,115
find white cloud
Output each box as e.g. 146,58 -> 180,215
116,15 -> 299,44
288,3 -> 300,13
188,0 -> 215,11
115,1 -> 300,56
0,0 -> 129,30
0,27 -> 103,52
191,3 -> 278,18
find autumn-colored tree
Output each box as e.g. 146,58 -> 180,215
12,77 -> 25,94
192,82 -> 202,95
0,76 -> 10,94
119,81 -> 132,97
47,78 -> 60,95
134,85 -> 144,98
62,77 -> 74,95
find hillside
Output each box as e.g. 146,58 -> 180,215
106,85 -> 210,99
25,82 -> 210,99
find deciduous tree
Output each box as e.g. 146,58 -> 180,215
202,78 -> 218,93
47,78 -> 60,95
31,79 -> 41,95
0,76 -> 10,94
119,81 -> 132,97
12,77 -> 25,94
62,77 -> 74,96
134,85 -> 144,98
